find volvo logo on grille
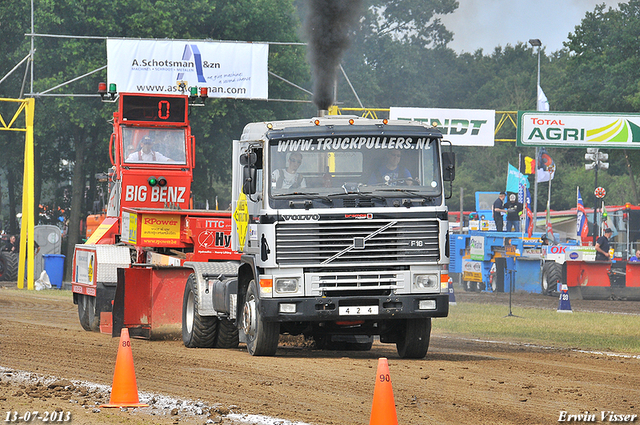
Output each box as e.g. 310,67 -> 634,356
280,213 -> 320,221
353,237 -> 365,249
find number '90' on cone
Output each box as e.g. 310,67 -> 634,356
369,357 -> 398,425
101,327 -> 148,408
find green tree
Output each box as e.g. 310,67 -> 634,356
559,0 -> 640,206
1,0 -> 309,278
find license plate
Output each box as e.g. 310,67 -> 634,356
338,306 -> 379,316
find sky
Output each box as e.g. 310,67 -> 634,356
439,0 -> 622,54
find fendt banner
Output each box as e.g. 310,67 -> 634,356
107,39 -> 269,99
518,111 -> 640,148
389,107 -> 496,146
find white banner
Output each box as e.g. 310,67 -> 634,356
389,107 -> 495,146
107,39 -> 269,99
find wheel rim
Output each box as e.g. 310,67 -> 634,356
185,290 -> 195,333
242,295 -> 256,337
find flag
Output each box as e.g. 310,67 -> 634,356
525,188 -> 534,237
537,84 -> 549,111
576,187 -> 589,242
507,163 -> 529,194
537,147 -> 555,183
524,156 -> 535,174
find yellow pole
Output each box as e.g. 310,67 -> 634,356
17,98 -> 35,290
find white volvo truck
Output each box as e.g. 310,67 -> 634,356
182,114 -> 455,358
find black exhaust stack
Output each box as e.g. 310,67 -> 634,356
304,0 -> 363,111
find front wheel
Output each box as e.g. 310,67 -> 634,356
78,294 -> 100,332
396,318 -> 431,359
182,273 -> 218,348
242,279 -> 280,356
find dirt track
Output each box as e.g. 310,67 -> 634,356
1,285 -> 639,425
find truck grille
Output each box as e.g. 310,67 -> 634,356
276,219 -> 440,265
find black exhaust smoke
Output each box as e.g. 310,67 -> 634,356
304,0 -> 363,111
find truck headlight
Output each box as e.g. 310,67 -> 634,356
413,274 -> 439,292
275,278 -> 299,294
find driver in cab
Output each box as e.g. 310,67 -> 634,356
126,136 -> 173,162
369,149 -> 414,185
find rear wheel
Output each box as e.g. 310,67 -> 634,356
396,318 -> 431,359
216,318 -> 239,349
78,294 -> 100,332
182,273 -> 218,348
242,279 -> 280,356
0,251 -> 18,281
463,280 -> 476,292
541,261 -> 562,296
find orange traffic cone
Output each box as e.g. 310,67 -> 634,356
101,328 -> 148,408
369,358 -> 398,425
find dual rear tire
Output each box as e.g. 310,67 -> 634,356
182,273 -> 239,349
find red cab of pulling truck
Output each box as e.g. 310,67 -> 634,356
72,92 -> 240,337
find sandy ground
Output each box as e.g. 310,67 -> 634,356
1,284 -> 639,425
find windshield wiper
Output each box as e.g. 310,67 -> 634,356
272,192 -> 333,203
326,191 -> 386,202
373,188 -> 437,203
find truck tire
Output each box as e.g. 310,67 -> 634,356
541,261 -> 562,296
0,251 -> 18,281
396,318 -> 431,359
182,273 -> 218,348
242,279 -> 280,356
462,281 -> 475,292
216,318 -> 239,349
78,294 -> 100,332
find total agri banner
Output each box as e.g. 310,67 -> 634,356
389,107 -> 495,146
106,39 -> 269,99
518,111 -> 640,148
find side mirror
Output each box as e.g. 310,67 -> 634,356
442,151 -> 455,182
240,151 -> 257,166
242,165 -> 256,195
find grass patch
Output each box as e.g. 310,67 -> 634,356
433,303 -> 640,354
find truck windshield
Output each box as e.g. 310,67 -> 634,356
122,128 -> 187,165
268,135 -> 441,204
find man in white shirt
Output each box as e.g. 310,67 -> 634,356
272,152 -> 306,189
126,136 -> 172,162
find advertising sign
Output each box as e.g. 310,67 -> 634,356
462,259 -> 483,282
470,235 -> 485,261
107,39 -> 269,99
389,107 -> 495,146
140,214 -> 181,246
121,211 -> 137,244
518,111 -> 640,148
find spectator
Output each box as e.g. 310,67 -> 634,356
629,249 -> 640,262
595,228 -> 613,261
492,192 -> 507,232
504,193 -> 523,232
4,235 -> 18,253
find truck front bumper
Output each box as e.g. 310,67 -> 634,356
259,293 -> 449,322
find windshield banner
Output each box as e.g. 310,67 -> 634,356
390,107 -> 495,146
273,136 -> 434,153
107,38 -> 268,99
